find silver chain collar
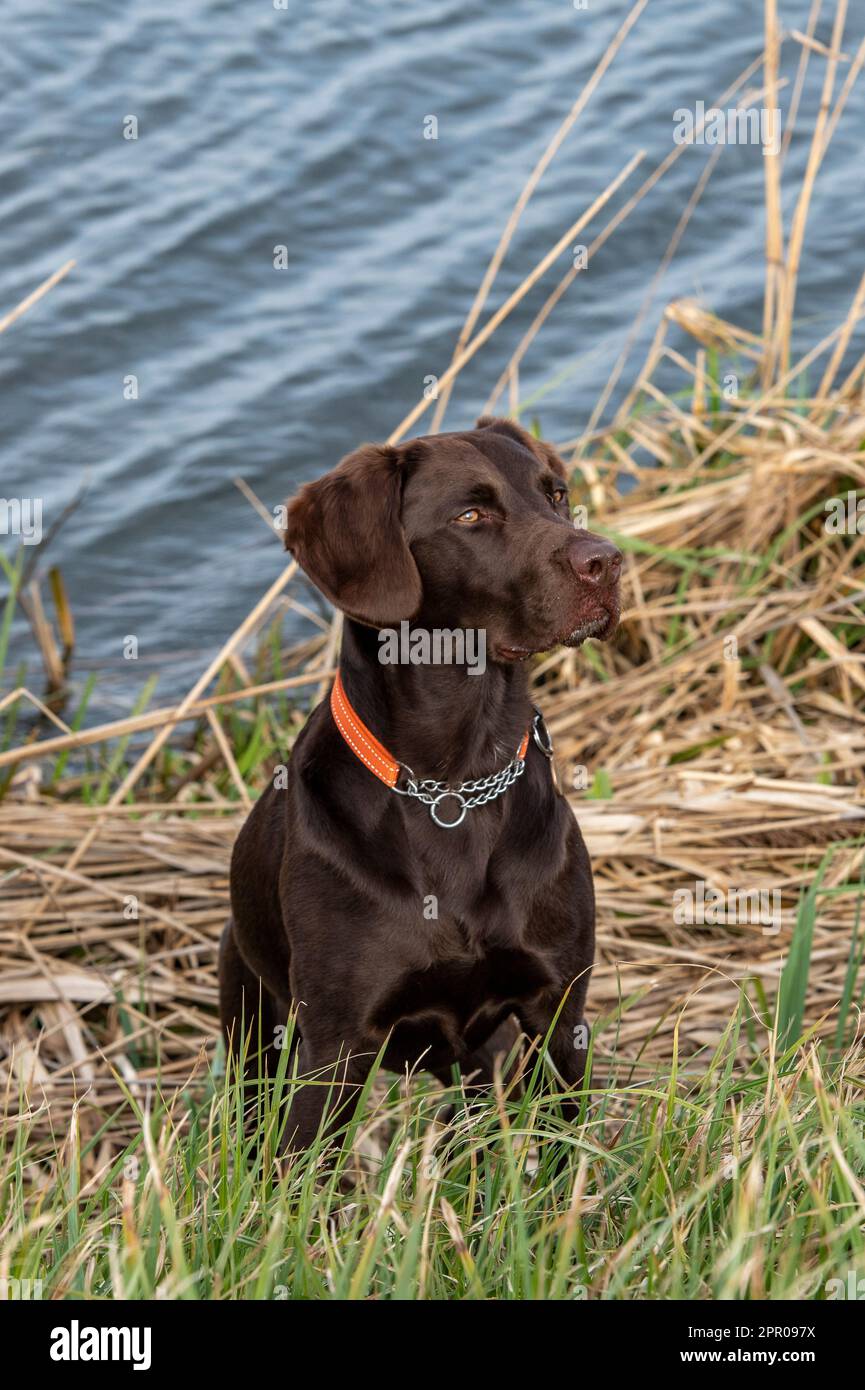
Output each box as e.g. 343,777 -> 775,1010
391,707 -> 554,828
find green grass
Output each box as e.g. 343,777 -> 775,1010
0,547 -> 24,681
4,991 -> 865,1301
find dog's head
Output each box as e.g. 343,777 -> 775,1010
283,417 -> 621,662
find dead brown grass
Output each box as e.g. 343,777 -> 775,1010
1,1 -> 864,1150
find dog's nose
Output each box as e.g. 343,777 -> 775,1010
568,536 -> 622,587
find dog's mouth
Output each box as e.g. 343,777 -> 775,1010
562,613 -> 614,648
496,610 -> 617,663
495,644 -> 534,662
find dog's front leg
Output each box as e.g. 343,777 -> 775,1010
519,981 -> 592,1127
281,1040 -> 372,1159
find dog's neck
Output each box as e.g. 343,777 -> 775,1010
337,619 -> 533,783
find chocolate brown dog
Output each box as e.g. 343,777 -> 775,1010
219,417 -> 621,1152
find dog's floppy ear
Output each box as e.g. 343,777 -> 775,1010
475,415 -> 568,481
283,443 -> 422,626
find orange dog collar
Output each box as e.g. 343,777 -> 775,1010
330,670 -> 543,828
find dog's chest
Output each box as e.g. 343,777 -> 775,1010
367,940 -> 553,1042
404,810 -> 511,909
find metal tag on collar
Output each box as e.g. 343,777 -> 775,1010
531,706 -> 554,758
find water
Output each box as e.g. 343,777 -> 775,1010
2,0 -> 862,718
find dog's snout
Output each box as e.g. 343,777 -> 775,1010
568,537 -> 622,587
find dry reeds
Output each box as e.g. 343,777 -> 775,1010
2,1 -> 864,1154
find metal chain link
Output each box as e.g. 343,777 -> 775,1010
391,709 -> 551,828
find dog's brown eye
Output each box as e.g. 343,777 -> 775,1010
551,488 -> 567,507
453,508 -> 481,525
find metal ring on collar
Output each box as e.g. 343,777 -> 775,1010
430,790 -> 468,828
531,708 -> 554,758
392,763 -> 418,795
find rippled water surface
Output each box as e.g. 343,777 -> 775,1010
2,0 -> 862,712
